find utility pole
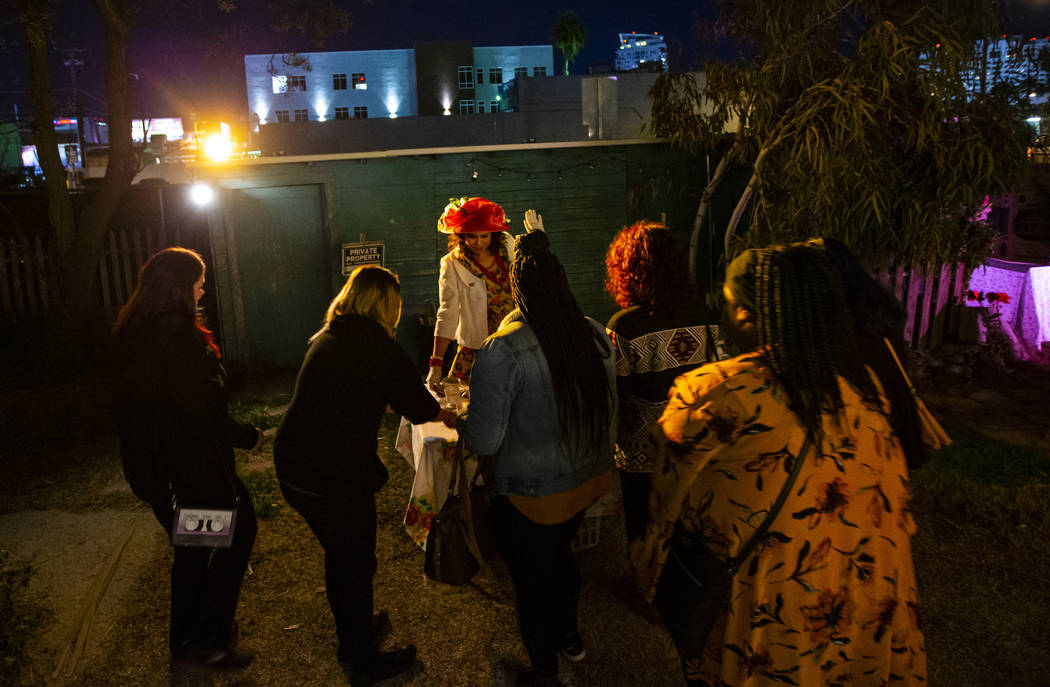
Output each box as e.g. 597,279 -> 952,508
62,47 -> 87,171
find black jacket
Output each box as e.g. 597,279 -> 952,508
274,314 -> 440,495
112,312 -> 258,507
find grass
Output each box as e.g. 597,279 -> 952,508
229,399 -> 285,431
241,469 -> 284,521
909,416 -> 1050,687
0,551 -> 48,687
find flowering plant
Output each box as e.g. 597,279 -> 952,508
968,290 -> 1011,313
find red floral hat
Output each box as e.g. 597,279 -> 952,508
437,197 -> 510,234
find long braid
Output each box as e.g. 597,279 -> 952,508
756,246 -> 880,439
511,232 -> 613,453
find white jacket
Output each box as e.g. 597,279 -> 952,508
434,233 -> 515,350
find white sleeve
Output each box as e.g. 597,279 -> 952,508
434,256 -> 460,340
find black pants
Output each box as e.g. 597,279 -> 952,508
619,469 -> 652,543
490,495 -> 585,676
150,478 -> 257,656
281,481 -> 378,663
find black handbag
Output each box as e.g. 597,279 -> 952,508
423,442 -> 494,585
655,433 -> 812,655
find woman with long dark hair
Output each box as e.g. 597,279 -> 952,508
275,265 -> 456,685
464,230 -> 617,687
633,244 -> 927,686
112,247 -> 261,674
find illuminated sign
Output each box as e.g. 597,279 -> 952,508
132,117 -> 185,142
341,241 -> 385,274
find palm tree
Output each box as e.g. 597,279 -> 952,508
553,12 -> 585,76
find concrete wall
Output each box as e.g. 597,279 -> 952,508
259,113 -> 588,155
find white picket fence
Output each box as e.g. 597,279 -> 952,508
872,260 -> 968,349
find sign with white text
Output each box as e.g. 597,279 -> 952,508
341,241 -> 386,275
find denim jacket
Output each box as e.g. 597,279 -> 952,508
463,310 -> 617,497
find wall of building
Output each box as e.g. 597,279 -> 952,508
194,141 -> 717,367
244,49 -> 418,124
414,41 -> 475,116
473,46 -> 555,109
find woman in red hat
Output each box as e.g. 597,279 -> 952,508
427,197 -> 542,391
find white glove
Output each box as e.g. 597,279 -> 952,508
426,365 -> 443,392
523,209 -> 545,233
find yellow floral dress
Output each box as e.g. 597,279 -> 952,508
631,352 -> 926,686
450,253 -> 513,383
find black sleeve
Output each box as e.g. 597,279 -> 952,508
162,326 -> 256,449
382,336 -> 441,424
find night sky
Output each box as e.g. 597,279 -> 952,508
1,0 -> 708,126
3,0 -> 1050,127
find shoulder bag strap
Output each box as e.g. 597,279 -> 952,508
704,324 -> 719,361
883,337 -> 918,396
727,432 -> 813,574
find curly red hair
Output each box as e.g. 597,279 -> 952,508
604,221 -> 689,309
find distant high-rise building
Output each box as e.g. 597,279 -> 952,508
615,33 -> 667,73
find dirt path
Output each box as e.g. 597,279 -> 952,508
5,354 -> 1050,686
0,506 -> 163,685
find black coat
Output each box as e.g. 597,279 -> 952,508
274,313 -> 440,495
112,312 -> 258,507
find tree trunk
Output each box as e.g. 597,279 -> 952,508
688,130 -> 745,281
21,2 -> 78,323
724,173 -> 757,254
62,1 -> 138,330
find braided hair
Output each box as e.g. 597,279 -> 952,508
511,231 -> 613,453
753,244 -> 880,438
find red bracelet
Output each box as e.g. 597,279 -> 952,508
429,356 -> 444,367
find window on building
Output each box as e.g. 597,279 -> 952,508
514,67 -> 528,79
288,75 -> 306,91
294,109 -> 309,122
333,73 -> 347,90
275,110 -> 290,123
489,67 -> 503,84
490,100 -> 500,113
458,99 -> 475,114
353,106 -> 368,119
272,75 -> 288,94
476,69 -> 484,85
533,66 -> 547,77
458,66 -> 474,89
334,107 -> 349,120
352,73 -> 367,90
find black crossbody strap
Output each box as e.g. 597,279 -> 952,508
727,433 -> 813,573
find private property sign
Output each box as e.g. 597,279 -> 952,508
341,241 -> 385,275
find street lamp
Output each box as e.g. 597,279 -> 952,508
190,183 -> 214,206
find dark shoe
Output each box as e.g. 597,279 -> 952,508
557,633 -> 586,663
371,610 -> 391,645
171,647 -> 254,674
515,668 -> 563,687
343,645 -> 419,686
337,612 -> 394,662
